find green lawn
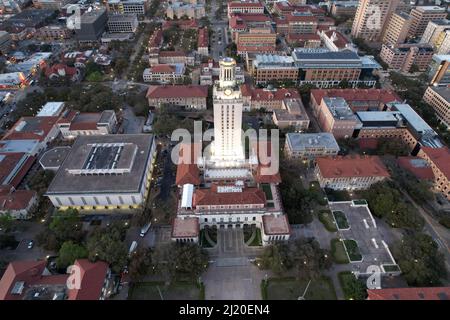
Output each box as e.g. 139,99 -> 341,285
248,228 -> 262,246
261,184 -> 273,200
333,211 -> 350,230
343,239 -> 363,262
128,281 -> 204,300
262,277 -> 337,300
338,271 -> 368,300
318,210 -> 337,232
330,239 -> 349,264
352,199 -> 367,206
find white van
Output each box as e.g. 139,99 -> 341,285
140,222 -> 152,237
128,241 -> 138,256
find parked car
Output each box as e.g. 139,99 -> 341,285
27,240 -> 34,249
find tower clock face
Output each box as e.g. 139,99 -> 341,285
224,89 -> 232,96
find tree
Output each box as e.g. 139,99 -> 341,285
128,247 -> 153,280
28,170 -> 55,196
49,209 -> 84,243
339,272 -> 367,300
0,234 -> 17,249
290,238 -> 332,280
393,233 -> 447,286
114,58 -> 128,76
359,182 -> 424,231
57,241 -> 88,269
152,242 -> 209,281
258,238 -> 331,279
259,242 -> 292,275
86,222 -> 128,273
0,214 -> 14,233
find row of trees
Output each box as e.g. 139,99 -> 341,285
359,181 -> 425,231
259,238 -> 331,279
36,209 -> 209,280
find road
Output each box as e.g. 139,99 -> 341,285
209,0 -> 229,61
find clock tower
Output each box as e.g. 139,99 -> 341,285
210,57 -> 245,166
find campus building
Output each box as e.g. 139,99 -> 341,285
292,48 -> 381,88
417,146 -> 450,200
379,43 -> 434,73
75,9 -> 108,42
106,14 -> 138,33
382,12 -> 413,45
351,0 -> 400,41
56,110 -> 118,139
227,0 -> 265,18
45,134 -> 156,211
241,84 -> 300,111
313,96 -> 362,139
423,86 -> 450,129
429,54 -> 450,86
146,85 -> 208,109
251,54 -> 298,85
284,132 -> 340,160
143,64 -> 185,84
106,0 -> 147,15
236,28 -> 277,56
408,6 -> 447,38
315,155 -> 390,190
173,58 -> 290,245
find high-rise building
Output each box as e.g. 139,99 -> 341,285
434,29 -> 450,54
429,54 -> 450,86
408,6 -> 447,38
210,58 -> 245,165
420,19 -> 450,45
351,0 -> 400,41
379,43 -> 435,72
75,9 -> 108,42
382,12 -> 412,45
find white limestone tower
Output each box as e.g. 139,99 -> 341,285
211,57 -> 245,166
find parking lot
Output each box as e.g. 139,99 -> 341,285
329,201 -> 399,274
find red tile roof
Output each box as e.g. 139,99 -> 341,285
420,146 -> 450,180
237,44 -> 276,53
228,2 -> 264,9
67,259 -> 109,300
316,156 -> 390,179
367,287 -> 450,300
273,3 -> 325,15
262,214 -> 291,235
158,50 -> 187,57
9,155 -> 35,188
3,116 -> 59,142
0,186 -> 36,211
323,30 -> 350,49
241,84 -> 300,101
45,63 -> 78,78
162,19 -> 199,30
286,33 -> 321,42
194,186 -> 266,206
175,143 -> 201,185
311,89 -> 401,110
0,153 -> 35,188
198,27 -> 208,48
397,156 -> 435,180
146,85 -> 208,99
150,64 -> 176,73
230,13 -> 272,29
0,260 -> 47,300
255,165 -> 282,184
